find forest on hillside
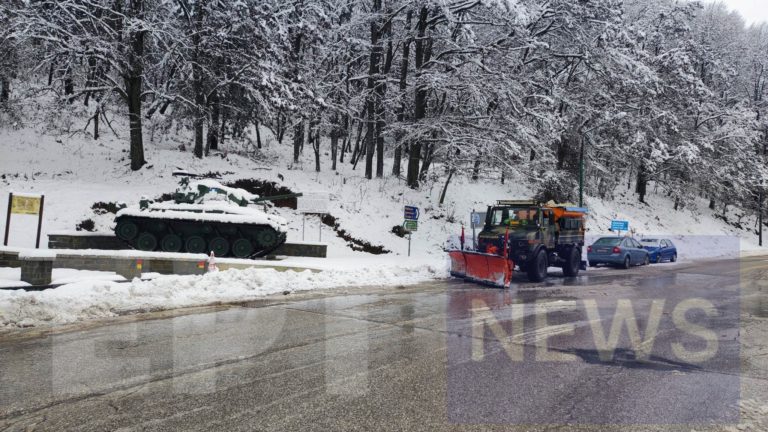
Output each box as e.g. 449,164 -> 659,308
0,0 -> 766,216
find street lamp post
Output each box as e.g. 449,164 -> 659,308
757,182 -> 763,247
579,136 -> 585,208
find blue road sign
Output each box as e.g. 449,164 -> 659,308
470,212 -> 486,228
404,206 -> 420,221
611,220 -> 629,231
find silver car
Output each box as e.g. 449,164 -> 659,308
588,237 -> 650,269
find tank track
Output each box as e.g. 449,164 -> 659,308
114,215 -> 286,259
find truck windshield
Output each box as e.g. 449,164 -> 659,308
489,207 -> 539,227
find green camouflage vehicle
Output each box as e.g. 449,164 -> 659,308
476,200 -> 587,282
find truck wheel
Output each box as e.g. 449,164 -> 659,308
527,250 -> 548,282
562,248 -> 580,277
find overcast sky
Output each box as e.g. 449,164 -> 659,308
720,0 -> 768,25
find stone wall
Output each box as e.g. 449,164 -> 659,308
20,257 -> 53,285
0,248 -> 320,287
48,232 -> 126,250
273,242 -> 327,258
54,254 -> 208,279
49,232 -> 328,258
0,251 -> 21,268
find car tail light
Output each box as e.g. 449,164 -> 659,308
587,246 -> 592,253
612,246 -> 621,254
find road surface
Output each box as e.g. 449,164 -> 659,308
0,257 -> 767,431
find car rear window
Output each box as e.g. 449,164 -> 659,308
593,238 -> 621,246
641,239 -> 659,245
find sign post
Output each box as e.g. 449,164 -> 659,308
610,220 -> 629,237
298,192 -> 330,242
403,206 -> 420,257
4,192 -> 45,248
470,210 -> 486,250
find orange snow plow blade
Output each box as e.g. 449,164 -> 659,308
449,250 -> 512,288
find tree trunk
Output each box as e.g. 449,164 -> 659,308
351,108 -> 365,166
274,111 -> 285,144
392,145 -> 402,177
365,109 -> 375,179
47,61 -> 55,87
192,0 -> 205,159
339,114 -> 349,164
375,8 -> 394,178
636,163 -> 648,204
119,0 -> 146,170
353,127 -> 370,171
420,142 -> 434,178
0,76 -> 9,102
392,10 -> 412,177
313,133 -> 321,172
407,6 -> 430,188
331,115 -> 339,171
472,158 -> 481,181
93,106 -> 100,140
375,107 -> 384,178
293,121 -> 304,164
364,0 -> 382,180
255,117 -> 263,149
125,76 -> 145,170
193,117 -> 204,158
64,65 -> 74,103
219,106 -> 227,147
207,92 -> 220,152
439,169 -> 455,205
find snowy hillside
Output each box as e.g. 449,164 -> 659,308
1,123 -> 764,262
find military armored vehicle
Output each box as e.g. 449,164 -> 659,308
113,177 -> 290,258
476,200 -> 587,282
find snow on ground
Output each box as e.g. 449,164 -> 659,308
0,268 -> 27,288
0,267 -> 125,288
1,116 -> 767,327
0,258 -> 444,328
2,119 -> 764,260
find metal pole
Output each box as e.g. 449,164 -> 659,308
35,195 -> 45,249
408,233 -> 411,257
757,188 -> 763,247
471,210 -> 476,250
302,214 -> 305,241
3,193 -> 12,246
579,136 -> 585,208
318,214 -> 322,242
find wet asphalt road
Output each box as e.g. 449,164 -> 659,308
0,258 -> 767,431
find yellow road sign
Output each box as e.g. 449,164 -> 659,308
11,195 -> 42,215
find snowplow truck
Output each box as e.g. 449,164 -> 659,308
475,200 -> 587,282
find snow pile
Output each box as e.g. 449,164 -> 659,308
118,202 -> 287,230
183,179 -> 261,203
0,259 -> 446,328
